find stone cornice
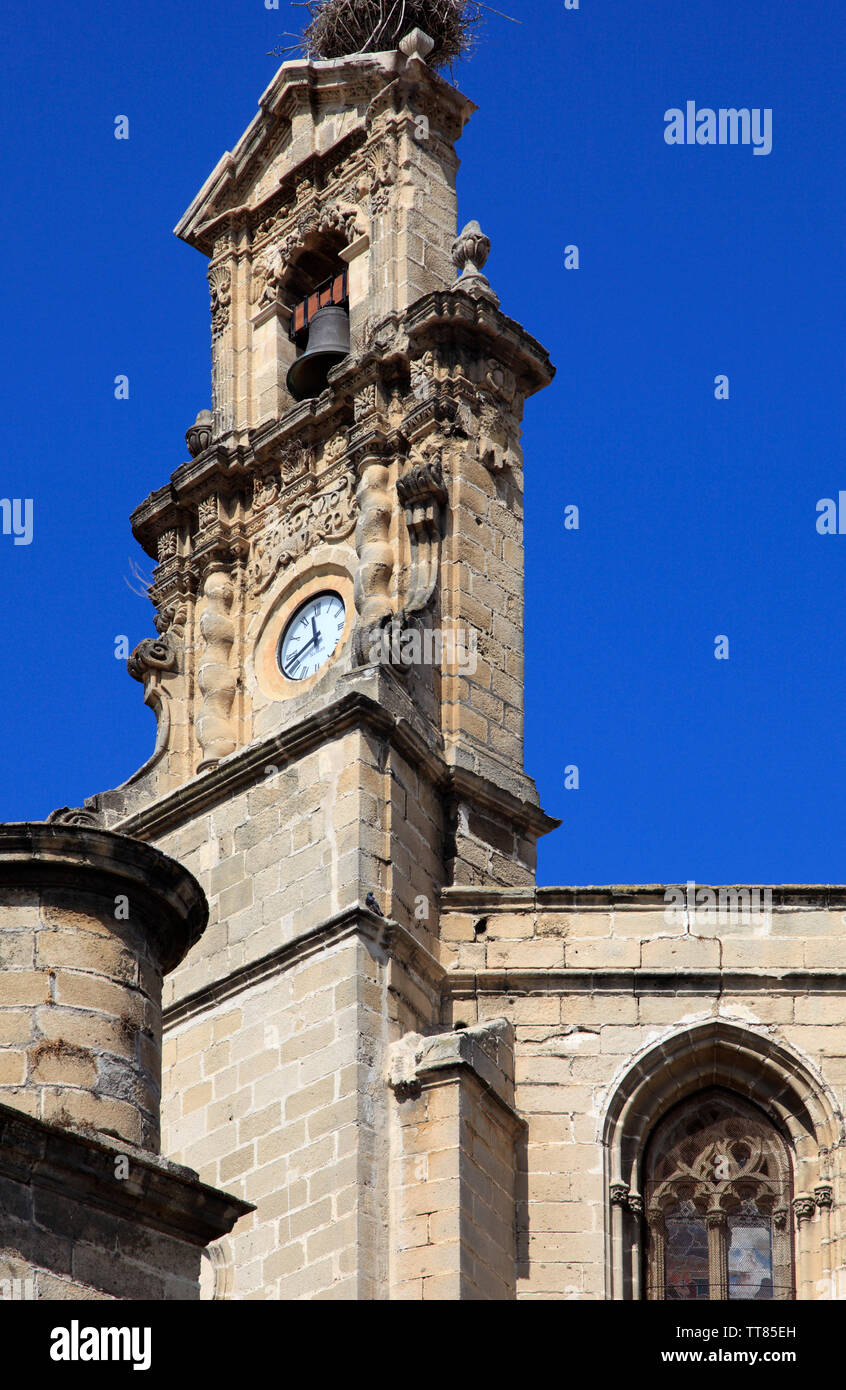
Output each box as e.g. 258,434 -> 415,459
447,969 -> 846,996
113,688 -> 556,845
175,52 -> 476,255
129,284 -> 555,560
440,884 -> 846,911
164,903 -> 444,1029
0,823 -> 207,974
403,290 -> 556,398
0,1102 -> 252,1247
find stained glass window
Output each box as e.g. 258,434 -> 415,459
643,1091 -> 793,1301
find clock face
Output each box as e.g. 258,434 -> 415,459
278,591 -> 346,681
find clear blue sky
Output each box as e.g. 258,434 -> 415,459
1,0 -> 844,887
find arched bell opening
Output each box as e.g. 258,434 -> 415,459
282,237 -> 351,402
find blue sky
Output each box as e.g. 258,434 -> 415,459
1,0 -> 844,887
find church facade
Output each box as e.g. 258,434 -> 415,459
4,34 -> 846,1301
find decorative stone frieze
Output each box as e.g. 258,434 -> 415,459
246,469 -> 357,595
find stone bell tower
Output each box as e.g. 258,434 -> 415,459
79,28 -> 556,1299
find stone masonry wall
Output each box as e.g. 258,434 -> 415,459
388,1020 -> 522,1299
161,931 -> 390,1299
440,888 -> 846,1300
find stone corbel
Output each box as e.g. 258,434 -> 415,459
396,454 -> 448,615
793,1194 -> 817,1227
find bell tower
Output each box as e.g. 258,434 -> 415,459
80,26 -> 557,1299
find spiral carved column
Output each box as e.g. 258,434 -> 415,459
196,570 -> 237,771
354,444 -> 394,626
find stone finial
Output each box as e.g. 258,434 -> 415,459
400,28 -> 436,62
451,220 -> 500,306
186,408 -> 214,458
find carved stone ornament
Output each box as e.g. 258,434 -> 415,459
627,1192 -> 644,1217
321,433 -> 347,468
196,572 -> 237,769
318,203 -> 360,244
452,220 -> 490,277
814,1184 -> 834,1210
209,265 -> 231,336
399,28 -> 436,62
47,806 -> 101,828
793,1194 -> 816,1226
610,1183 -> 630,1208
397,455 -> 448,617
410,351 -> 436,401
279,440 -> 310,485
250,251 -> 284,308
255,203 -> 290,240
247,471 -> 357,594
157,530 -> 178,562
254,473 -> 280,511
364,146 -> 396,215
485,357 -> 517,406
127,635 -> 178,684
155,602 -> 186,637
452,220 -> 499,306
354,383 -> 379,422
198,495 -> 218,531
186,409 -> 214,458
128,603 -> 185,684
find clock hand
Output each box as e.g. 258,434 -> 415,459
284,632 -> 318,673
312,616 -> 320,649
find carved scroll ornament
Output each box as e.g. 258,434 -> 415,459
247,471 -> 357,594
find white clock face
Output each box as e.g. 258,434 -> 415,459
279,591 -> 346,681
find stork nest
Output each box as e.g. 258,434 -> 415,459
284,0 -> 486,69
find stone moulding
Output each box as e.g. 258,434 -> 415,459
387,1019 -> 523,1129
109,687 -> 555,851
0,823 -> 207,974
0,1102 -> 252,1250
163,899 -> 432,1031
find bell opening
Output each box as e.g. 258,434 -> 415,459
286,271 -> 351,402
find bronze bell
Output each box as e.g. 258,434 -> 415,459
286,305 -> 350,401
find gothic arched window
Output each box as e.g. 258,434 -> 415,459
644,1090 -> 794,1301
